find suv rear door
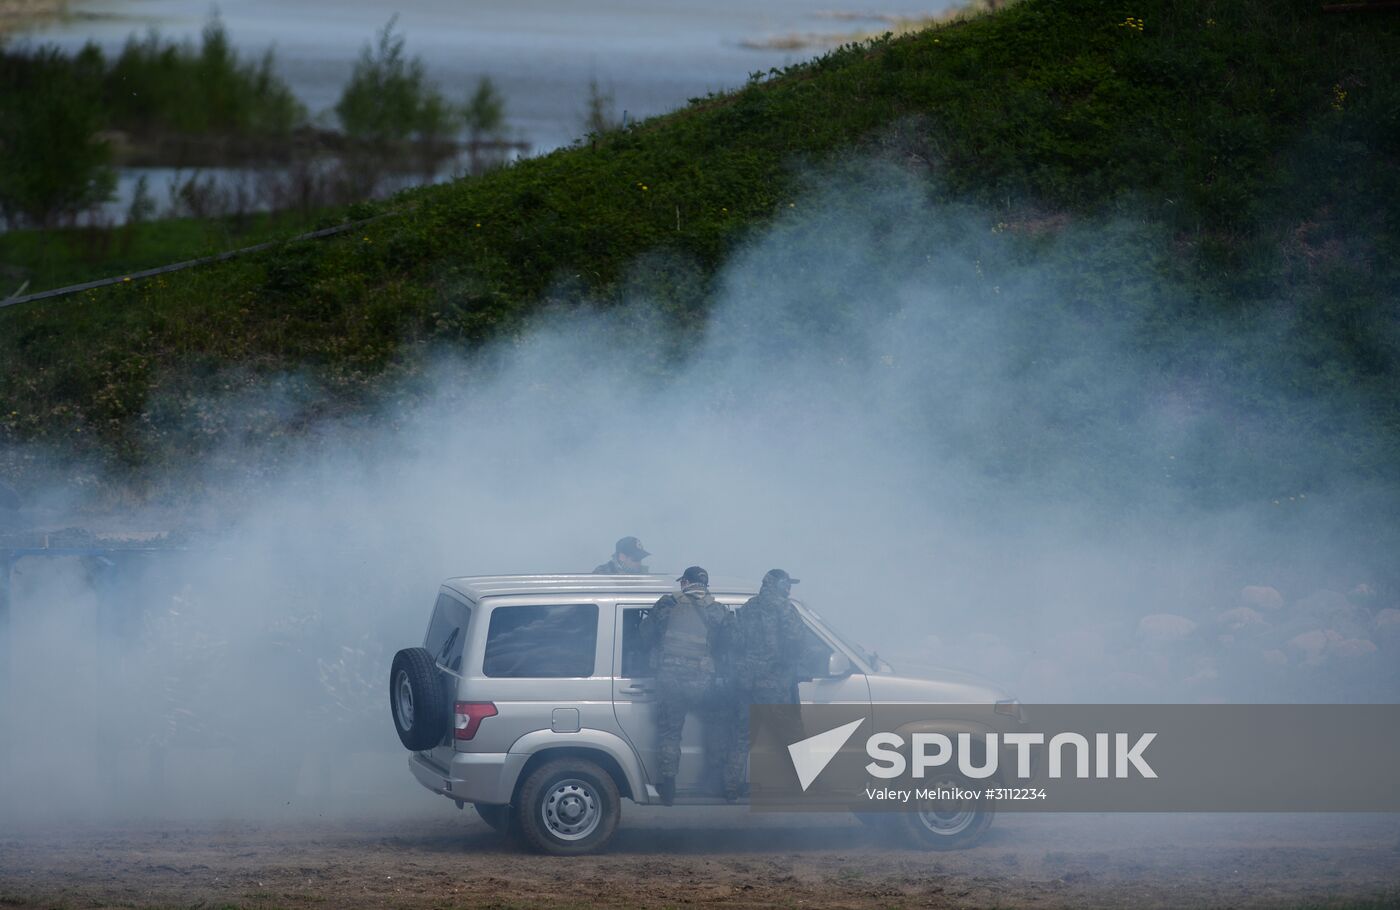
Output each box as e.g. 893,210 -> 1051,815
422,590 -> 472,766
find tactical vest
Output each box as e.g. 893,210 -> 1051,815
660,594 -> 712,660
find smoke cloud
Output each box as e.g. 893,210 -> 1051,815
2,162 -> 1396,822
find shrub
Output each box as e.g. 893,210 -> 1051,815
0,43 -> 114,227
104,16 -> 304,136
334,17 -> 454,146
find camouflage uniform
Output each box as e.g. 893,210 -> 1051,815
639,576 -> 732,790
723,574 -> 820,794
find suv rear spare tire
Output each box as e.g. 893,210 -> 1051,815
390,647 -> 449,751
513,758 -> 620,856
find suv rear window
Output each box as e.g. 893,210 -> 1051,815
425,592 -> 471,674
483,604 -> 599,678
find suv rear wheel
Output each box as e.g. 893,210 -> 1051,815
390,647 -> 449,751
513,758 -> 620,856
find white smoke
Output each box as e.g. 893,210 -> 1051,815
1,163 -> 1395,822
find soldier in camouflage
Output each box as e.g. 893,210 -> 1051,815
723,569 -> 820,799
593,536 -> 651,575
639,565 -> 732,805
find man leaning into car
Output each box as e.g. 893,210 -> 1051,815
638,565 -> 732,805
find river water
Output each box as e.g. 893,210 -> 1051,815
21,0 -> 957,154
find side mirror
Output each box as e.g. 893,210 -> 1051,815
827,651 -> 853,677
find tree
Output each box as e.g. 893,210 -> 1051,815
0,44 -> 114,228
335,17 -> 452,146
334,17 -> 455,191
462,76 -> 507,173
581,76 -> 620,137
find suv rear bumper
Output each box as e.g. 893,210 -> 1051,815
409,750 -> 526,806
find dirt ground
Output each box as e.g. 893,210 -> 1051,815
2,810 -> 1398,909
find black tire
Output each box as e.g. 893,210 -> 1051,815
474,803 -> 512,833
389,647 -> 449,751
892,772 -> 995,850
513,758 -> 621,856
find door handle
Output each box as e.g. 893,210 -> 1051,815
620,684 -> 652,695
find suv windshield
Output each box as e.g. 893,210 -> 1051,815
795,601 -> 887,672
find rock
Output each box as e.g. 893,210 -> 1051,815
1138,613 -> 1196,644
1241,586 -> 1284,611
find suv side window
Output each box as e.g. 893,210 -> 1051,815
483,604 -> 599,678
619,606 -> 651,678
425,593 -> 471,675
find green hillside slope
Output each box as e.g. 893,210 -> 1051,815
1,0 -> 1397,493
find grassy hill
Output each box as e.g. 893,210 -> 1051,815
1,0 -> 1397,501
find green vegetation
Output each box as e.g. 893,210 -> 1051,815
0,16 -> 304,144
335,17 -> 450,146
0,18 -> 303,226
463,76 -> 507,145
0,43 -> 113,226
0,210 -> 328,295
0,0 -> 1397,504
103,17 -> 304,137
0,17 -> 509,229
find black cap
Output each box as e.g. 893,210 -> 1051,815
616,536 -> 651,560
763,569 -> 800,586
677,566 -> 709,586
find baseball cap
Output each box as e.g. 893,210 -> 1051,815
616,536 -> 651,560
677,566 -> 709,586
763,569 -> 800,585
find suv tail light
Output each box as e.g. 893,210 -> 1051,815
454,701 -> 497,741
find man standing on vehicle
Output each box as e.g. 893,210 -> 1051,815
639,565 -> 732,805
723,569 -> 817,800
593,536 -> 651,574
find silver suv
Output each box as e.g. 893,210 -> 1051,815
390,574 -> 1021,855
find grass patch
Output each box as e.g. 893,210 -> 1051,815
0,210 -> 334,295
0,0 -> 1396,499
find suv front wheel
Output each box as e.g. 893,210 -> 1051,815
513,758 -> 620,856
893,771 -> 994,850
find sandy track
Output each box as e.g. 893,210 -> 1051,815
1,811 -> 1397,908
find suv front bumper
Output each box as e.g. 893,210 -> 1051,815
409,750 -> 526,806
